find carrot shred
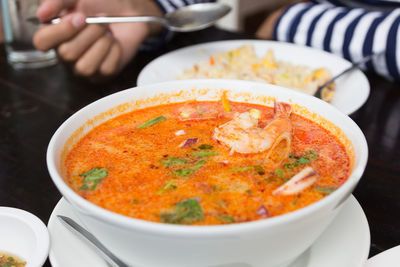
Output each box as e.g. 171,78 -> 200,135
209,56 -> 215,66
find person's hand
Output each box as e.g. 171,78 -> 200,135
256,7 -> 287,40
33,0 -> 162,78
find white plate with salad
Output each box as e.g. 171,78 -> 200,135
137,40 -> 370,115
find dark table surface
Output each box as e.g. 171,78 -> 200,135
1,27 -> 399,266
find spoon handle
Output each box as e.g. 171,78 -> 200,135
314,52 -> 380,99
27,16 -> 166,26
57,215 -> 130,267
51,16 -> 166,25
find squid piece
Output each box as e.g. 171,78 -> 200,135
272,166 -> 317,196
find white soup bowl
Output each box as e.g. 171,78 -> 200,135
47,79 -> 368,267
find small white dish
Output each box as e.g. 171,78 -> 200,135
48,195 -> 369,267
364,245 -> 400,267
0,207 -> 50,267
137,40 -> 370,115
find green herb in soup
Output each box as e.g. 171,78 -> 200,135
64,100 -> 351,225
79,167 -> 107,190
137,115 -> 166,129
159,198 -> 204,224
0,253 -> 26,267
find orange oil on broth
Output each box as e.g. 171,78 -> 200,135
64,101 -> 350,225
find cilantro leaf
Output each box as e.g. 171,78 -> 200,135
217,214 -> 236,223
157,180 -> 177,195
254,165 -> 265,175
171,160 -> 205,177
137,116 -> 166,129
160,199 -> 204,224
230,165 -> 265,176
79,167 -> 107,190
309,150 -> 318,159
297,157 -> 310,165
314,187 -> 338,194
172,168 -> 195,177
192,160 -> 206,170
80,167 -> 107,182
198,144 -> 213,150
230,166 -> 254,172
275,168 -> 284,178
161,157 -> 188,167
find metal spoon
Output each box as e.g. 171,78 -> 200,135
57,215 -> 130,267
314,52 -> 381,99
28,3 -> 231,32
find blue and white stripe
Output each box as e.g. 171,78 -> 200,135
276,3 -> 310,42
348,11 -> 381,67
310,7 -> 345,50
293,4 -> 329,45
372,9 -> 400,78
387,14 -> 400,79
312,0 -> 400,10
330,8 -> 364,57
274,2 -> 400,80
153,0 -> 212,13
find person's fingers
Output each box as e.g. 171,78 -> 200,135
37,0 -> 77,22
110,22 -> 148,68
99,42 -> 122,76
75,34 -> 113,76
57,24 -> 108,62
33,13 -> 86,51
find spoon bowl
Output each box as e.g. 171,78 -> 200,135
164,3 -> 231,32
28,3 -> 231,32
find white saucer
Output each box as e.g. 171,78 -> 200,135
48,195 -> 370,267
364,245 -> 400,267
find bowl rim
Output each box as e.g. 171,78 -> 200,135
46,79 -> 368,237
0,207 -> 50,267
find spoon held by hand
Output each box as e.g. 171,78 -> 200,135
28,3 -> 231,32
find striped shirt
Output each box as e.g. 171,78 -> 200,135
153,0 -> 213,13
274,0 -> 400,80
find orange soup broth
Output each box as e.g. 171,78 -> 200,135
64,101 -> 350,225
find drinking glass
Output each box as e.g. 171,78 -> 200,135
1,0 -> 57,69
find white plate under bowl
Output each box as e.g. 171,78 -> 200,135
48,195 -> 370,267
364,245 -> 400,267
137,40 -> 370,115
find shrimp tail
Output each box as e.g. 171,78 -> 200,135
274,101 -> 292,118
213,101 -> 293,154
